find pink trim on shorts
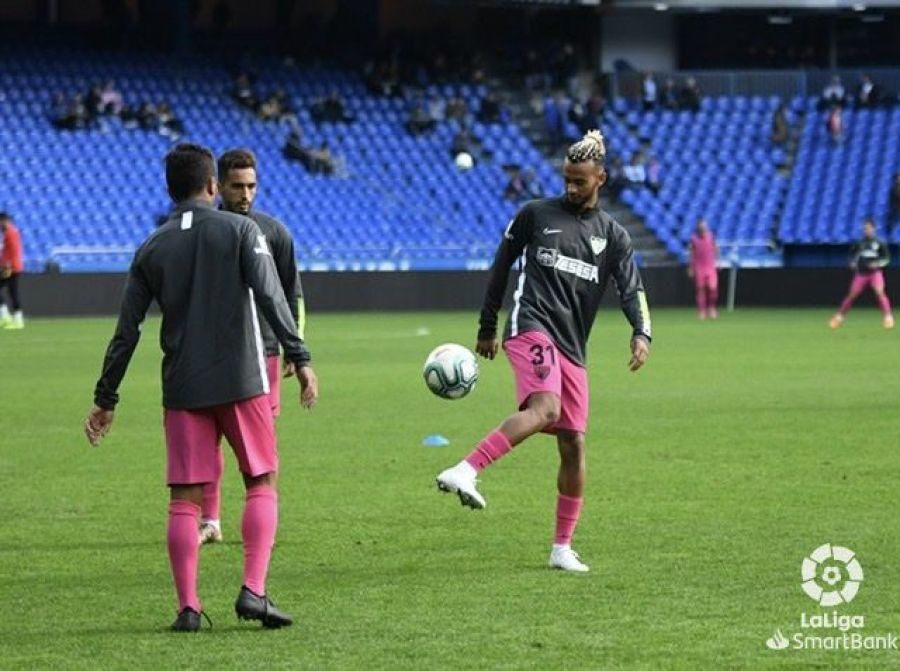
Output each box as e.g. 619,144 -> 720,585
503,330 -> 589,434
266,355 -> 281,417
164,394 -> 277,485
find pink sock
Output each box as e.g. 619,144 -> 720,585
242,484 -> 278,595
201,450 -> 224,521
554,495 -> 584,545
167,499 -> 201,612
464,430 -> 513,472
878,294 -> 893,316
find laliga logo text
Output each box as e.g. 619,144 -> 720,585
764,544 -> 898,653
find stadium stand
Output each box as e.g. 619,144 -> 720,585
780,99 -> 900,245
0,45 -> 562,272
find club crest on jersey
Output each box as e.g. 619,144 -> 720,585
533,363 -> 552,380
253,234 -> 271,256
536,247 -> 558,267
590,236 -> 607,255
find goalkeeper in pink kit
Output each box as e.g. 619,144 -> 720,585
830,219 -> 894,329
688,218 -> 719,319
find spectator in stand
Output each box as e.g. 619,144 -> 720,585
428,95 -> 446,124
406,96 -> 437,136
232,72 -> 258,112
826,104 -> 843,144
50,93 -> 84,131
889,172 -> 900,235
311,91 -> 353,124
258,90 -> 295,124
645,155 -> 661,194
478,92 -> 502,124
504,168 -> 527,201
662,77 -> 680,110
771,104 -> 789,145
157,103 -> 184,139
821,76 -> 846,109
587,90 -> 606,127
568,101 -> 590,135
138,102 -> 159,131
642,73 -> 657,111
857,74 -> 881,108
525,50 -> 552,91
605,158 -> 626,201
624,154 -> 647,187
680,77 -> 701,112
446,96 -> 468,122
85,83 -> 104,121
99,81 -> 124,116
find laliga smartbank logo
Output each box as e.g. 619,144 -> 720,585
765,544 -> 898,653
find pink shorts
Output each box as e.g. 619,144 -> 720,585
267,355 -> 281,417
850,270 -> 885,294
694,266 -> 718,290
503,331 -> 589,434
164,394 -> 277,485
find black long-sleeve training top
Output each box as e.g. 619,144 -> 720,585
93,199 -> 311,411
478,196 -> 652,366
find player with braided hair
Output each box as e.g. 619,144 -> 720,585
436,130 -> 652,572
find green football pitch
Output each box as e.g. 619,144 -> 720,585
1,309 -> 898,669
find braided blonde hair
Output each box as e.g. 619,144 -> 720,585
566,129 -> 606,165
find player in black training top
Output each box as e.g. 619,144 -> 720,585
84,143 -> 319,631
830,218 -> 894,329
194,148 -> 307,545
436,130 -> 652,572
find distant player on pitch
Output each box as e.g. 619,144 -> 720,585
84,143 -> 318,631
197,148 -> 306,545
0,212 -> 25,329
688,218 -> 719,320
830,218 -> 894,329
435,130 -> 652,573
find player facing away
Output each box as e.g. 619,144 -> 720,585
0,212 -> 25,329
83,144 -> 319,631
830,219 -> 894,329
435,130 -> 652,572
197,148 -> 306,545
688,218 -> 719,320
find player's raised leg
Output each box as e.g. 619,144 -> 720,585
436,331 -> 563,509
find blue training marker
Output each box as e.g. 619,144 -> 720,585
422,434 -> 450,447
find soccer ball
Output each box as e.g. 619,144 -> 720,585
454,152 -> 474,171
423,343 -> 479,400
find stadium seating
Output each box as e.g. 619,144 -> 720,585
602,96 -> 790,264
779,99 -> 900,245
0,47 -> 562,272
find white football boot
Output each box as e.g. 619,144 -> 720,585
435,461 -> 486,509
549,544 -> 590,572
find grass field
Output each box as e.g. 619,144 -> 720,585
1,308 -> 898,669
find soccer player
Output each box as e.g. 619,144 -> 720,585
83,143 -> 319,631
830,218 -> 894,329
435,130 -> 652,573
0,212 -> 25,329
688,218 -> 719,320
197,148 -> 306,545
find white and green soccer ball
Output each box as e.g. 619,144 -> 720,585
423,343 -> 479,400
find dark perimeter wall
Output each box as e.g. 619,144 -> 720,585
20,268 -> 900,317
